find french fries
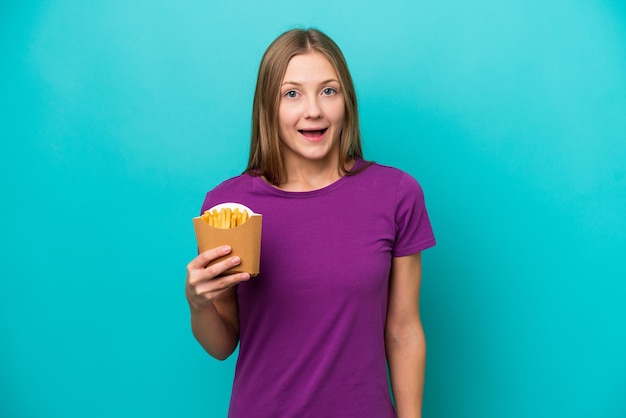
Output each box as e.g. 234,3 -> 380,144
200,207 -> 250,229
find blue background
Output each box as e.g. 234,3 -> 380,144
1,1 -> 625,417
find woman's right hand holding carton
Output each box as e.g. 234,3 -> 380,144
185,245 -> 249,360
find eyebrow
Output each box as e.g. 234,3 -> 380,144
281,79 -> 340,87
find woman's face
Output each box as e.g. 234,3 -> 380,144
278,51 -> 345,168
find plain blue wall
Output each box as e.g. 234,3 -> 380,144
1,1 -> 625,417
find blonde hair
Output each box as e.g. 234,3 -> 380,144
245,28 -> 366,185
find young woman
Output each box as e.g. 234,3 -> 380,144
186,28 -> 436,418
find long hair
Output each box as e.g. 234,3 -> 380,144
245,28 -> 366,185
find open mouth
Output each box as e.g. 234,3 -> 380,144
298,128 -> 328,139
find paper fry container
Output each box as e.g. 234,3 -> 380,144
192,203 -> 262,276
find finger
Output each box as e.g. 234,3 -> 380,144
188,253 -> 243,286
195,272 -> 251,297
200,255 -> 244,281
187,245 -> 231,271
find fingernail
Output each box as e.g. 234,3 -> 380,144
222,245 -> 231,254
232,256 -> 241,265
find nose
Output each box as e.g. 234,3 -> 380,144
304,96 -> 322,119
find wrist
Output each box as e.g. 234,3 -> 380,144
188,299 -> 217,317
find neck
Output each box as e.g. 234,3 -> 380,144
279,157 -> 354,192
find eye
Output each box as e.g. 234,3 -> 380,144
284,90 -> 299,99
322,87 -> 337,96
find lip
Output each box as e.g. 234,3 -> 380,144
298,127 -> 328,142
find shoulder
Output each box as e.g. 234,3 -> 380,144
361,161 -> 424,193
210,173 -> 254,193
201,173 -> 256,212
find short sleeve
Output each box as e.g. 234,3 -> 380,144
392,172 -> 436,257
200,191 -> 216,215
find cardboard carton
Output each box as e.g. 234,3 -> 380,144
192,205 -> 262,276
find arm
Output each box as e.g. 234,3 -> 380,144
186,245 -> 251,360
385,252 -> 426,418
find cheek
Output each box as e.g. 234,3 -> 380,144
330,103 -> 346,126
323,96 -> 345,121
278,105 -> 299,127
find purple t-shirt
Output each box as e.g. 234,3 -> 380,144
201,160 -> 436,418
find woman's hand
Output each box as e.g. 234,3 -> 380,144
185,245 -> 251,312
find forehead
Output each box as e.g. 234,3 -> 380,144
282,51 -> 339,83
